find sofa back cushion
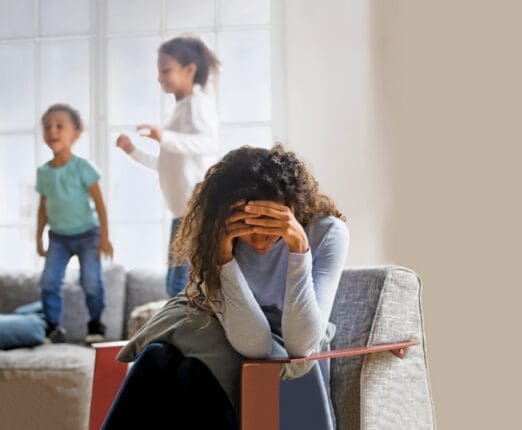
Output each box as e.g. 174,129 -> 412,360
123,269 -> 167,338
0,264 -> 126,342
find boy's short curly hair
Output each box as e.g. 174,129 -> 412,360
41,104 -> 84,132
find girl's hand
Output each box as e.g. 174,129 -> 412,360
98,238 -> 114,260
136,124 -> 162,142
116,134 -> 135,154
37,240 -> 47,257
218,200 -> 257,265
244,201 -> 309,254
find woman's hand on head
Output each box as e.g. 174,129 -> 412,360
116,134 -> 135,154
243,201 -> 309,254
136,124 -> 162,142
218,200 -> 257,265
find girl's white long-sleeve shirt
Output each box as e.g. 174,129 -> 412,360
214,215 -> 350,359
129,86 -> 220,217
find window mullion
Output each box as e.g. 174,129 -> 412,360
92,0 -> 109,201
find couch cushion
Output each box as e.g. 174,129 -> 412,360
0,264 -> 126,342
123,269 -> 167,338
0,344 -> 94,430
0,273 -> 41,313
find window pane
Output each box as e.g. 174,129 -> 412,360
108,0 -> 161,33
108,131 -> 163,223
40,0 -> 90,36
40,39 -> 90,122
165,0 -> 215,29
111,223 -> 164,269
108,37 -> 162,125
220,0 -> 270,25
0,135 -> 36,224
0,43 -> 35,131
218,31 -> 271,122
0,227 -> 37,270
36,132 -> 91,166
0,0 -> 35,39
221,126 -> 272,155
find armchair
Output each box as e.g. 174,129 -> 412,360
89,266 -> 435,430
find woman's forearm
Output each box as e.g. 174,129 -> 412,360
282,220 -> 350,357
282,251 -> 325,357
217,259 -> 273,358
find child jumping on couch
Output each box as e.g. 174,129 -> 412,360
116,36 -> 220,297
36,104 -> 113,344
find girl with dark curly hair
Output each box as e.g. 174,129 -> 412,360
103,145 -> 350,430
116,36 -> 220,298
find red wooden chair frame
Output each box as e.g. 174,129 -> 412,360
89,340 -> 416,430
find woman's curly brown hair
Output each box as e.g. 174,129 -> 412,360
172,144 -> 345,315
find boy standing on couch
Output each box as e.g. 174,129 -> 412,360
36,104 -> 113,344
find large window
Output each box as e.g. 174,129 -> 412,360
0,0 -> 284,270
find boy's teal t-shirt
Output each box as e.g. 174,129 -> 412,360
36,155 -> 100,235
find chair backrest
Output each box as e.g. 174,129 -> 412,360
329,266 -> 435,430
329,267 -> 391,429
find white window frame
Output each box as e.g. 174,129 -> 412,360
0,0 -> 286,270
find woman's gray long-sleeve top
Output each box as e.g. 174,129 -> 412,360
215,215 -> 350,359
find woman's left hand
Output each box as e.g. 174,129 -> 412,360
136,124 -> 162,142
244,201 -> 309,254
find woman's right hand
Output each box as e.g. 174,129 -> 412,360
116,134 -> 135,154
218,200 -> 257,265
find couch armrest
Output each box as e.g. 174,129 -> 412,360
241,340 -> 416,430
89,341 -> 129,430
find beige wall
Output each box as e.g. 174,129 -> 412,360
285,0 -> 521,428
285,0 -> 392,265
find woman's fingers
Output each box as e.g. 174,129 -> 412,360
244,202 -> 290,220
247,200 -> 288,210
225,222 -> 254,238
230,199 -> 246,209
249,226 -> 285,236
226,211 -> 259,225
244,217 -> 283,228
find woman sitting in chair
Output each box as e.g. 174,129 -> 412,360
102,144 -> 350,430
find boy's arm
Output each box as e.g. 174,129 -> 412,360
36,195 -> 47,257
88,182 -> 114,259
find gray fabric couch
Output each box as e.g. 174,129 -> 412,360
0,265 -> 435,430
0,264 -> 169,430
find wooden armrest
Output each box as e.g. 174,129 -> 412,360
244,340 -> 417,366
89,341 -> 129,430
241,340 -> 417,430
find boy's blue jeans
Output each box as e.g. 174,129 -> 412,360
166,217 -> 189,297
39,227 -> 105,327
